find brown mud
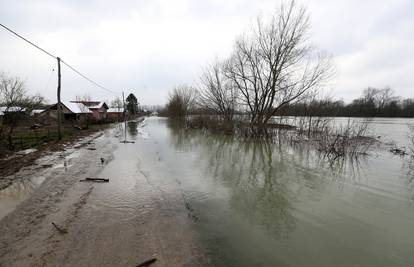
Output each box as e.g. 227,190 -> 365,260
0,120 -> 206,266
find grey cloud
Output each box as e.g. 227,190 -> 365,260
0,0 -> 413,105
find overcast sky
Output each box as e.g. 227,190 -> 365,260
0,0 -> 413,106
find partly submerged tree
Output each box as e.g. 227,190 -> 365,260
167,85 -> 198,119
223,0 -> 333,127
199,60 -> 238,122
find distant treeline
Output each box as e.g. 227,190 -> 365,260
278,87 -> 414,118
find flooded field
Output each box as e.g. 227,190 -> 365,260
1,117 -> 414,266
141,117 -> 414,266
274,116 -> 414,147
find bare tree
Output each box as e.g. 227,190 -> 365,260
223,0 -> 333,128
362,87 -> 397,108
362,87 -> 379,103
110,97 -> 123,109
377,87 -> 393,109
199,61 -> 238,122
0,72 -> 44,149
167,85 -> 198,119
75,94 -> 91,103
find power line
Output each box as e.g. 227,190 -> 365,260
0,23 -> 57,59
0,22 -> 120,96
60,59 -> 119,95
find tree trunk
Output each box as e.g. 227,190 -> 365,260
8,126 -> 14,150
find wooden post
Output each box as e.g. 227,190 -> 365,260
122,91 -> 126,142
57,57 -> 62,141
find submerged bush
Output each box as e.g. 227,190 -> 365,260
166,85 -> 198,119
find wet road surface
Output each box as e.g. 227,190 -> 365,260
0,119 -> 206,266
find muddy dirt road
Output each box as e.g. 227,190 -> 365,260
0,119 -> 206,267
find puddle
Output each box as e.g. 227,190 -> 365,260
0,176 -> 45,220
0,139 -> 96,219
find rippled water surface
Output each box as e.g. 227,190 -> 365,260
2,117 -> 414,266
131,117 -> 414,266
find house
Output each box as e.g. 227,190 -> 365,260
40,101 -> 92,122
107,107 -> 125,121
31,109 -> 45,116
0,106 -> 27,125
70,101 -> 109,120
0,106 -> 27,114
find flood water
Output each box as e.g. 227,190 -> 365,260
0,176 -> 45,220
2,117 -> 414,266
124,117 -> 414,266
274,116 -> 414,146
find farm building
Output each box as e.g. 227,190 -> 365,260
40,101 -> 92,122
70,101 -> 108,120
0,106 -> 27,126
107,107 -> 125,121
0,106 -> 27,114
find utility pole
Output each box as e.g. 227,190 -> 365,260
57,57 -> 62,140
122,91 -> 126,142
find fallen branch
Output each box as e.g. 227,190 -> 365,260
79,177 -> 109,183
136,258 -> 157,267
120,140 -> 135,144
51,222 -> 68,234
41,164 -> 53,168
390,147 -> 408,156
184,199 -> 199,221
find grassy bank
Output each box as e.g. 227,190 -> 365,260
0,124 -> 110,154
0,123 -> 111,179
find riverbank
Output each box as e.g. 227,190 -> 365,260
0,119 -> 207,266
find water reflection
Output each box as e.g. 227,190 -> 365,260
127,121 -> 138,137
402,157 -> 414,202
0,176 -> 45,220
164,118 -> 414,266
168,122 -> 369,239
